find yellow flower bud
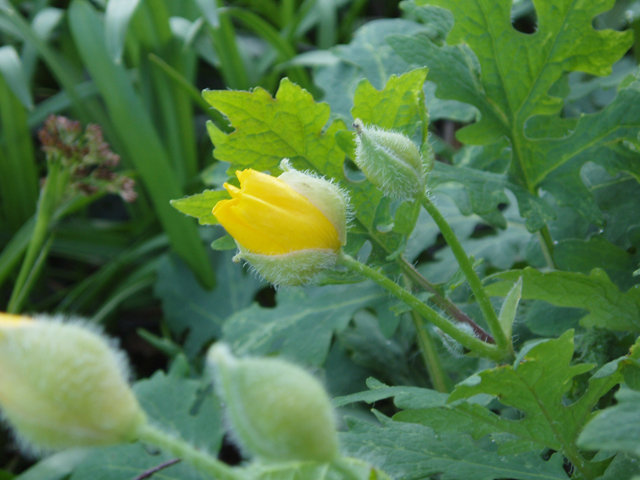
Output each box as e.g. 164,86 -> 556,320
353,119 -> 428,199
208,344 -> 339,463
212,161 -> 348,286
0,314 -> 146,451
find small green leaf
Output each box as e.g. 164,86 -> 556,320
211,234 -> 236,251
170,190 -> 230,225
352,68 -> 427,135
332,377 -> 447,408
69,444 -> 208,480
498,277 -> 522,341
12,450 -> 88,480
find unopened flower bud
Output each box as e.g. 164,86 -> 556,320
213,160 -> 349,286
0,314 -> 146,452
353,119 -> 428,199
208,344 -> 339,463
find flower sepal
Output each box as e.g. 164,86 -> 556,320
233,245 -> 339,287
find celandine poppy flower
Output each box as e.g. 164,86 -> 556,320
212,160 -> 348,286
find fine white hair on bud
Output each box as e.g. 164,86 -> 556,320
0,313 -> 146,453
207,344 -> 339,463
233,246 -> 339,288
353,119 -> 428,200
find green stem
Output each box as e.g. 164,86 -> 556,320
562,443 -> 601,480
8,236 -> 54,313
8,162 -> 61,313
338,253 -> 505,362
398,257 -> 494,344
410,309 -> 452,393
400,275 -> 451,392
538,225 -> 556,269
419,193 -> 508,350
136,423 -> 244,480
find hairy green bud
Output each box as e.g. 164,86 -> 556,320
353,119 -> 427,199
208,344 -> 339,463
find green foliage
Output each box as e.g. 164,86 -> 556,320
2,0 -> 640,478
340,414 -> 570,480
486,268 -> 640,331
171,190 -> 231,225
222,282 -> 389,366
578,389 -> 640,456
188,69 -> 430,262
154,252 -> 263,357
388,0 -> 639,230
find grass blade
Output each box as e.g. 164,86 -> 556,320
68,0 -> 215,288
0,73 -> 38,231
105,0 -> 144,63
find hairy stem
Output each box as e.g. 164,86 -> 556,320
338,253 -> 505,362
398,257 -> 494,344
411,309 -> 452,393
136,423 -> 243,480
400,275 -> 452,392
419,193 -> 508,350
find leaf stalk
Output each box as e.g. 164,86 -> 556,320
338,253 -> 506,362
418,193 -> 509,350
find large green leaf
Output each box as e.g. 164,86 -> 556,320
578,389 -> 640,456
340,414 -> 569,480
222,282 -> 388,366
69,444 -> 208,480
133,365 -> 223,453
417,332 -> 631,477
154,251 -> 263,357
13,450 -> 89,480
485,268 -> 640,332
555,236 -> 638,291
202,70 -> 427,263
388,0 -> 638,229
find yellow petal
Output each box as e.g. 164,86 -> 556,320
213,169 -> 341,255
0,313 -> 31,329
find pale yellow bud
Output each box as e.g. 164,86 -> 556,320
0,314 -> 146,452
